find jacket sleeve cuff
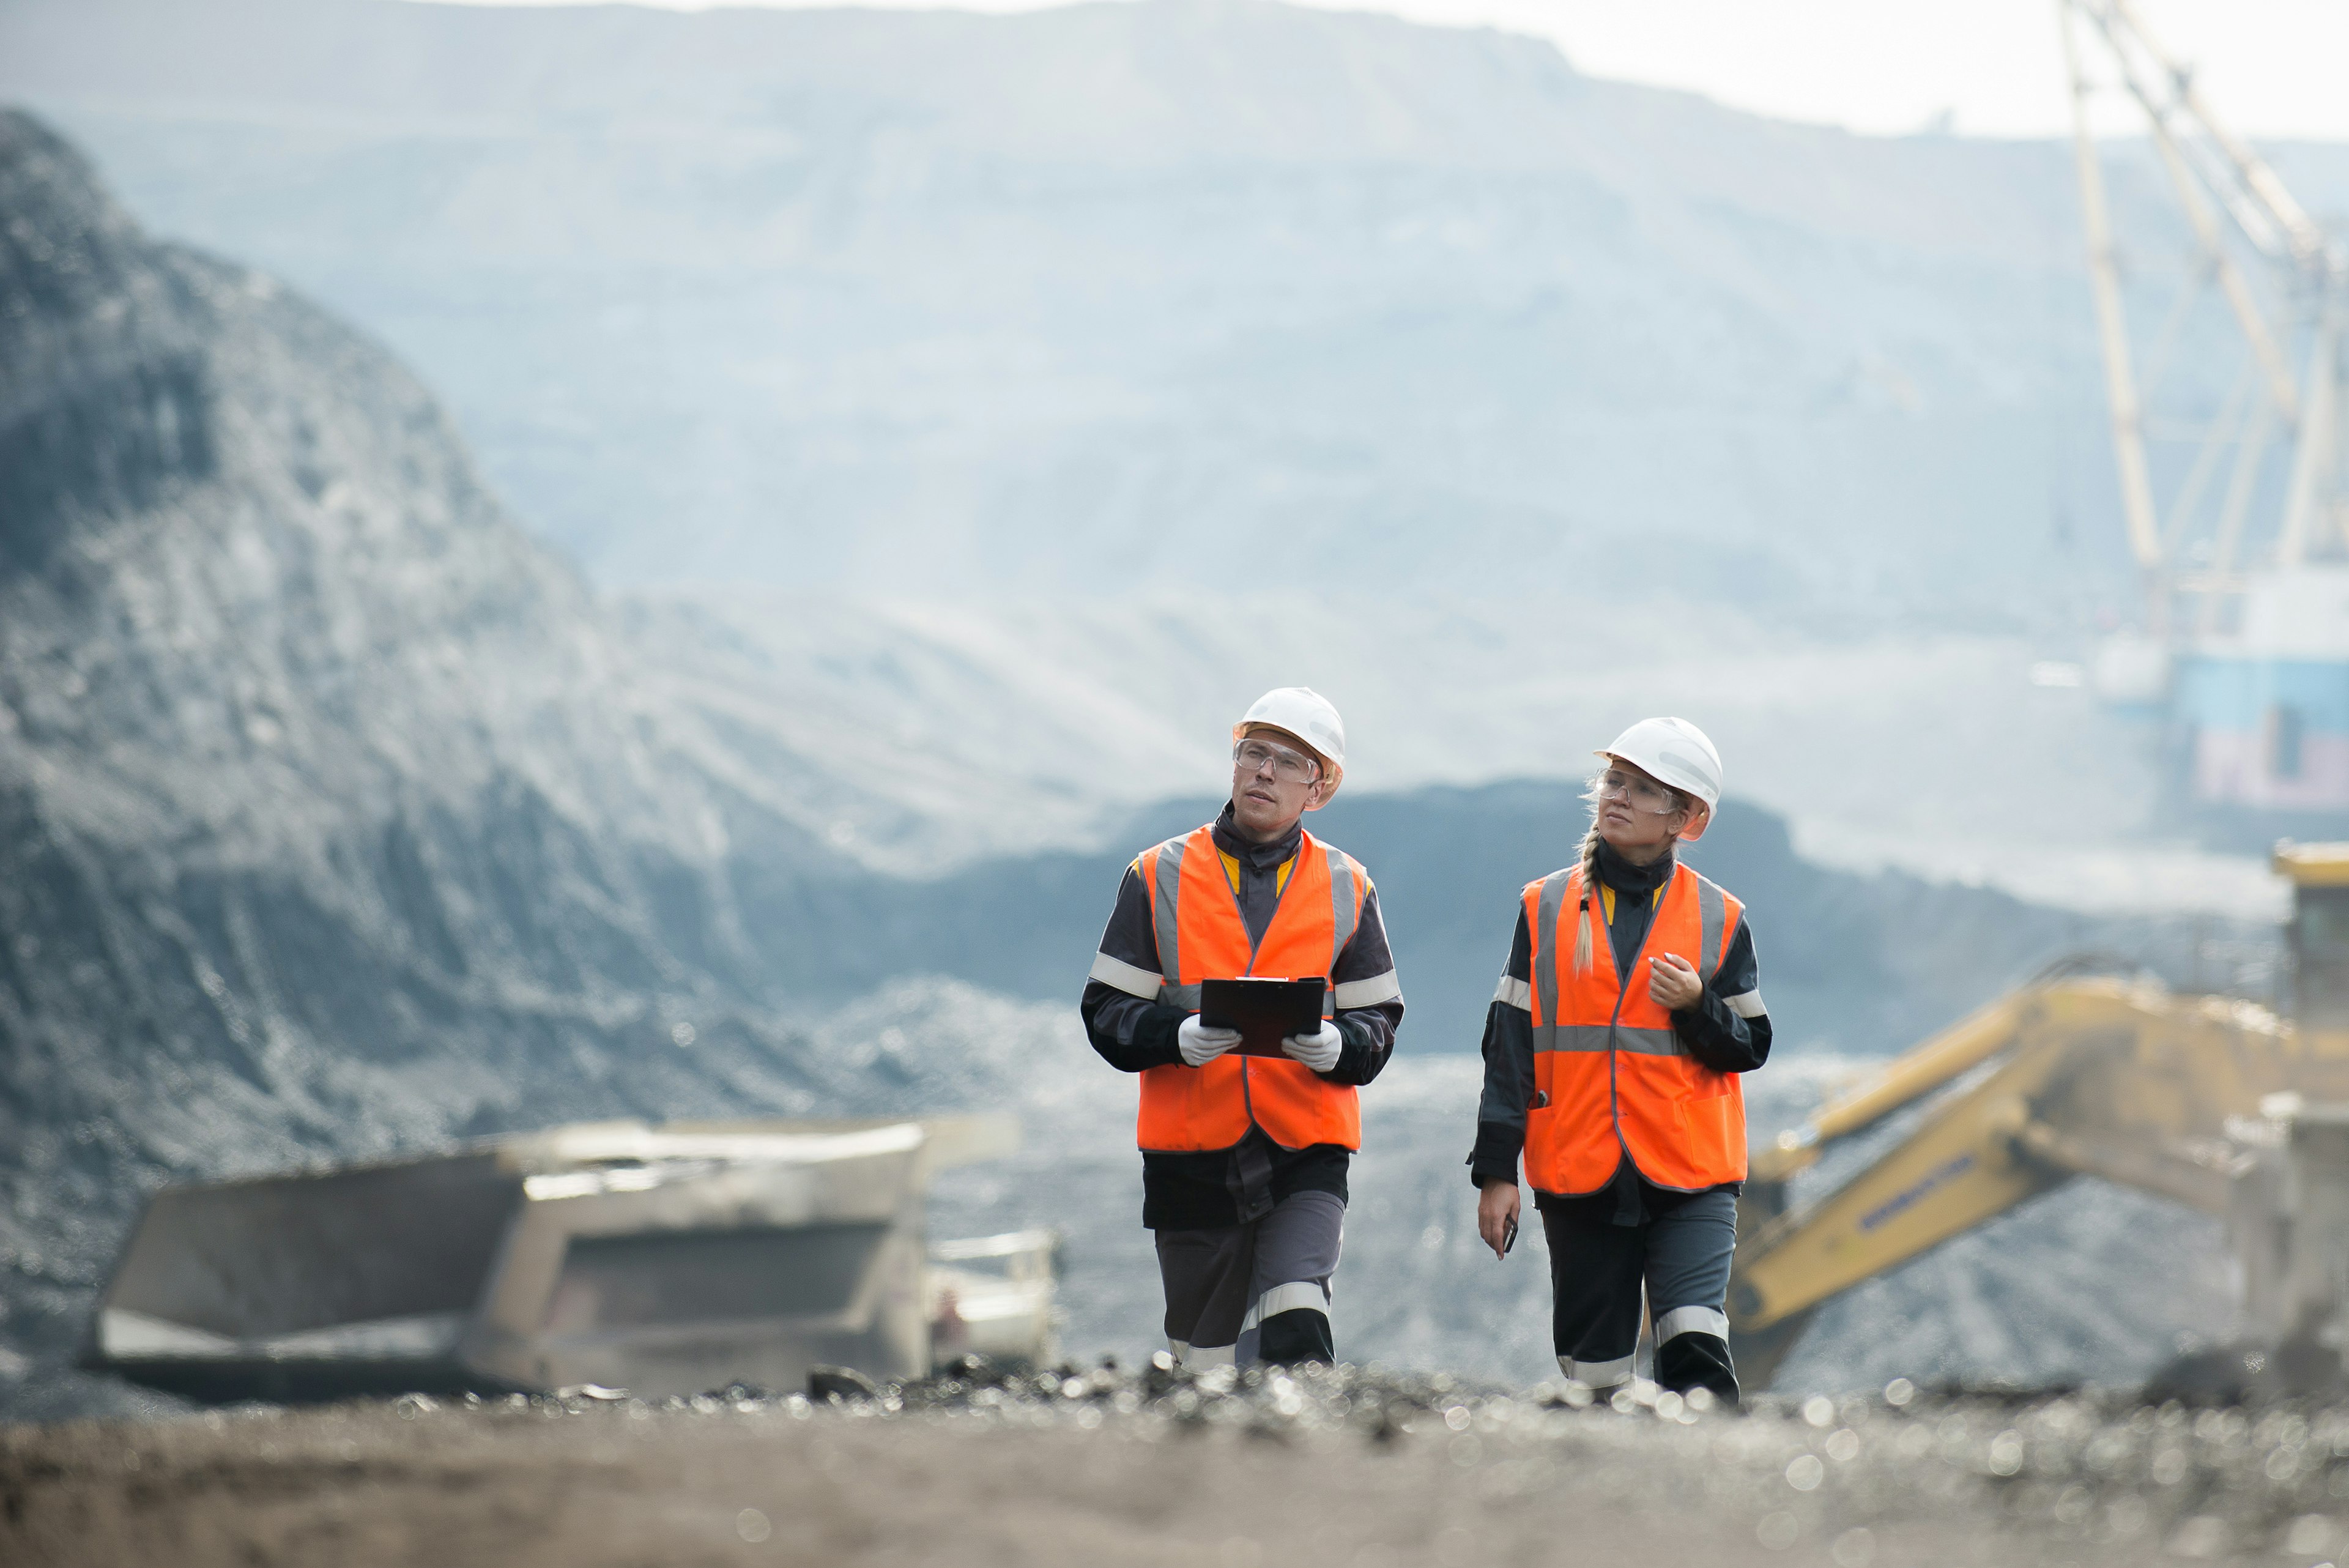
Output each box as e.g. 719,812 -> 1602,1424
1319,1014 -> 1373,1084
1129,1003 -> 1188,1069
1468,1120 -> 1524,1188
1672,990 -> 1757,1074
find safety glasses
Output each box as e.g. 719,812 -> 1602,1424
1233,737 -> 1323,784
1591,768 -> 1684,815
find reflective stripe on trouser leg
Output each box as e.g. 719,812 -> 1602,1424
1234,1189 -> 1344,1365
1241,1279 -> 1333,1365
1169,1339 -> 1235,1370
1556,1352 -> 1637,1389
1241,1280 -> 1330,1334
1653,1305 -> 1729,1344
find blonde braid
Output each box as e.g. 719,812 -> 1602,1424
1570,817 -> 1603,974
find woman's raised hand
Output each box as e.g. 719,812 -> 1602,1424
1647,953 -> 1704,1012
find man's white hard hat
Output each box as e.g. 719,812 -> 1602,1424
1234,687 -> 1346,793
1598,716 -> 1721,841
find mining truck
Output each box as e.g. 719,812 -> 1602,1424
83,1115 -> 1058,1402
1729,842 -> 2349,1389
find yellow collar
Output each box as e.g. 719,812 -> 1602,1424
1221,849 -> 1294,897
1597,882 -> 1661,923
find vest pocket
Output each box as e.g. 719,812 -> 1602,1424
1683,1065 -> 1734,1101
1521,1099 -> 1559,1185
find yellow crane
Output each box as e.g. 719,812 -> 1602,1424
1727,843 -> 2349,1387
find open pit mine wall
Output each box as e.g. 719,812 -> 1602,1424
0,107 -> 950,1415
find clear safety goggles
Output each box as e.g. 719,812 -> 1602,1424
1233,737 -> 1323,784
1590,768 -> 1685,815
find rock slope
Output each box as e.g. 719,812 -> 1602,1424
0,109 -> 966,1416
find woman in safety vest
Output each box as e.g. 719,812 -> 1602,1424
1468,717 -> 1769,1403
1080,688 -> 1405,1369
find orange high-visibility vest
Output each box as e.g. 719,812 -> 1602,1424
1521,861 -> 1746,1194
1134,826 -> 1367,1153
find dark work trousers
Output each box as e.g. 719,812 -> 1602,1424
1154,1189 -> 1344,1367
1540,1187 -> 1740,1402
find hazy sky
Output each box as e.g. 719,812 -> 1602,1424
414,0 -> 2349,141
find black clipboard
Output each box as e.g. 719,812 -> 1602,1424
1200,976 -> 1327,1058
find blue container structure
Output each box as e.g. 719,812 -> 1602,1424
2164,570 -> 2349,822
2175,656 -> 2349,811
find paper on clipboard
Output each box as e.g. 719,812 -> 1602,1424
1199,976 -> 1327,1057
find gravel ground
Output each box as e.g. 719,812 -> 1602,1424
12,1363 -> 2349,1568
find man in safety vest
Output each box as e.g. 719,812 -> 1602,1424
1081,688 -> 1404,1369
1468,717 -> 1768,1405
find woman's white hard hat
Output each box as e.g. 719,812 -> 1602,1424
1234,687 -> 1346,793
1598,716 -> 1721,841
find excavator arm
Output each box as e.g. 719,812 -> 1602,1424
1727,978 -> 2320,1388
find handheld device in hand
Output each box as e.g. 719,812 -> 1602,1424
1502,1214 -> 1519,1255
1198,976 -> 1327,1058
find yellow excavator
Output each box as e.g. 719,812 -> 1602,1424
1728,843 -> 2349,1388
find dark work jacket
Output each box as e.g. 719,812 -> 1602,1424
1080,803 -> 1404,1230
1468,838 -> 1771,1225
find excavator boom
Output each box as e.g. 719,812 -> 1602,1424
1727,976 -> 2343,1388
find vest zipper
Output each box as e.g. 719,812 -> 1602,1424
1601,874 -> 1669,1185
1223,832 -> 1307,1136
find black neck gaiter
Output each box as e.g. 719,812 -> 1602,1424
1592,836 -> 1674,979
1594,836 -> 1675,896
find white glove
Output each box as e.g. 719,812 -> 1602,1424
1281,1020 -> 1344,1073
1179,1016 -> 1242,1067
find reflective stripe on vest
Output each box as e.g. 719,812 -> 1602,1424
1521,861 -> 1746,1195
1134,826 -> 1366,1153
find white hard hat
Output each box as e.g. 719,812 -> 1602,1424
1234,687 -> 1346,793
1598,716 -> 1721,841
